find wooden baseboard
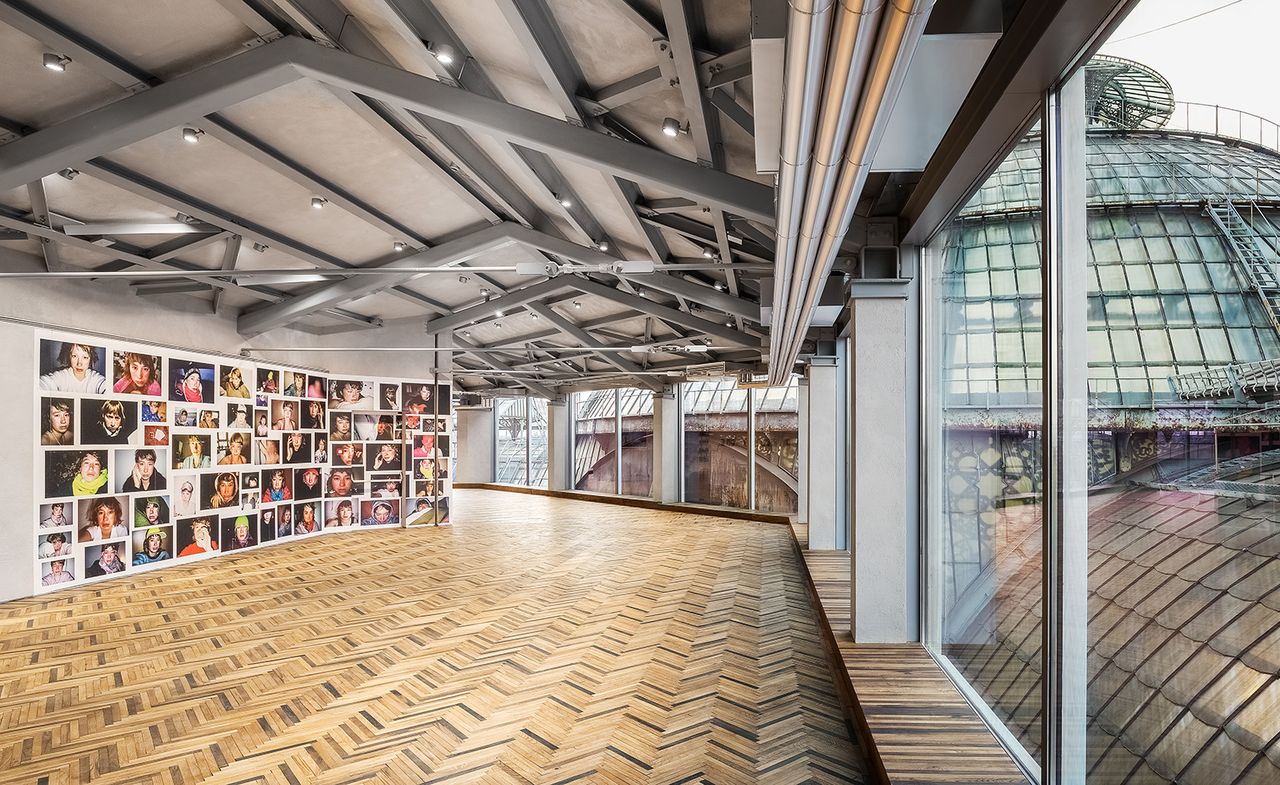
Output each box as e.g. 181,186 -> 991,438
452,483 -> 794,526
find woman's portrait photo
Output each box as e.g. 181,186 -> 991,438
331,442 -> 363,467
41,397 -> 75,445
301,399 -> 326,430
270,399 -> 298,431
84,542 -> 126,578
282,431 -> 310,465
169,360 -> 214,403
202,471 -> 240,511
325,467 -> 360,497
360,499 -> 399,527
41,559 -> 76,586
141,399 -> 166,423
276,505 -> 294,538
256,367 -> 281,394
414,457 -> 436,482
116,448 -> 166,493
39,339 -> 108,394
401,382 -> 433,414
305,375 -> 326,400
294,466 -> 322,500
329,379 -> 373,410
39,531 -> 73,558
281,370 -> 303,398
217,432 -> 250,465
367,442 -> 403,471
259,507 -> 277,543
226,403 -> 252,430
176,516 -> 218,557
324,498 -> 355,528
172,478 -> 198,517
221,514 -> 257,551
255,437 -> 281,465
112,351 -> 162,396
171,433 -> 211,469
379,384 -> 399,411
261,467 -> 292,503
80,398 -> 137,445
40,501 -> 72,529
77,495 -> 128,542
133,495 -> 169,528
132,525 -> 173,565
371,476 -> 402,498
45,449 -> 110,497
292,501 -> 320,535
329,411 -> 353,442
241,490 -> 260,510
219,365 -> 252,398
312,437 -> 328,464
197,409 -> 219,429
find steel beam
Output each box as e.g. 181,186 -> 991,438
524,301 -> 663,392
567,277 -> 757,347
0,37 -> 775,223
25,178 -> 62,272
625,273 -> 759,322
211,234 -> 242,313
92,231 -> 232,272
62,221 -> 219,236
423,278 -> 571,336
453,336 -> 556,398
0,0 -> 152,91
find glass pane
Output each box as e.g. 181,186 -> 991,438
682,378 -> 750,508
619,387 -> 653,497
572,390 -> 616,492
494,397 -> 527,485
754,381 -> 799,513
930,126 -> 1043,763
528,398 -> 548,489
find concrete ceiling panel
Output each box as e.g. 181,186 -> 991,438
547,0 -> 661,88
0,23 -> 126,127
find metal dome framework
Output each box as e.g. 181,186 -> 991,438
1085,54 -> 1176,131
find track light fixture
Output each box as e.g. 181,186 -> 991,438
713,281 -> 726,291
423,41 -> 457,66
181,127 -> 204,143
554,193 -> 572,208
394,241 -> 407,251
43,53 -> 71,72
311,196 -> 327,209
702,247 -> 715,259
595,240 -> 609,252
252,242 -> 268,253
661,117 -> 687,137
573,301 -> 581,309
58,168 -> 80,181
458,274 -> 470,284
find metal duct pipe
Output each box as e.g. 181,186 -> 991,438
771,0 -> 836,356
771,0 -> 934,382
776,0 -> 882,365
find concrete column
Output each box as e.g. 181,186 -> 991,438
805,357 -> 841,549
850,294 -> 913,642
650,388 -> 680,502
455,406 -> 495,483
546,396 -> 571,490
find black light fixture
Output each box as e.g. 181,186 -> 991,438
43,53 -> 71,72
58,168 -> 80,181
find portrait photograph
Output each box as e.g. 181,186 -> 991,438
79,398 -> 138,445
329,411 -> 353,441
38,531 -> 74,559
305,374 -> 327,400
261,467 -> 293,503
38,339 -> 108,394
225,403 -> 253,430
40,558 -> 76,586
39,501 -> 73,529
369,475 -> 402,498
196,409 -> 220,429
168,359 -> 215,404
216,432 -> 251,466
40,397 -> 75,446
77,495 -> 129,543
281,431 -> 311,465
360,499 -> 400,527
112,351 -> 163,396
301,399 -> 326,430
379,383 -> 399,411
331,442 -> 364,467
201,471 -> 241,511
144,424 -> 169,446
172,476 -> 199,517
414,457 -> 437,481
325,466 -> 362,498
219,365 -> 252,399
113,447 -> 167,493
175,515 -> 219,558
133,495 -> 170,528
416,479 -> 437,498
255,437 -> 281,466
172,407 -> 197,427
411,433 -> 443,460
258,506 -> 277,543
256,367 -> 282,394
270,399 -> 299,431
292,501 -> 321,535
293,466 -> 323,500
275,504 -> 294,538
140,399 -> 166,423
241,490 -> 260,510
45,449 -> 110,498
436,459 -> 450,479
280,370 -> 304,397
220,514 -> 258,551
366,442 -> 403,472
84,541 -> 128,578
406,497 -> 442,526
324,498 -> 356,528
131,524 -> 173,566
329,378 -> 373,410
401,382 -> 434,415
171,433 -> 212,469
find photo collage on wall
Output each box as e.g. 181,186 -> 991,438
33,330 -> 452,594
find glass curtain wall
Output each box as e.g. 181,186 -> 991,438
494,397 -> 528,485
572,389 -> 618,492
926,5 -> 1280,783
618,388 -> 654,496
753,384 -> 800,513
527,398 -> 548,488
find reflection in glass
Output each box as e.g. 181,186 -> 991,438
572,390 -> 617,492
494,397 -> 527,485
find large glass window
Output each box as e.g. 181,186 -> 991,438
494,397 -> 527,485
527,398 -> 548,489
618,388 -> 654,497
754,384 -> 800,513
572,389 -> 618,492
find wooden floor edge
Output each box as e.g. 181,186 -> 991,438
784,531 -> 892,785
452,483 -> 795,526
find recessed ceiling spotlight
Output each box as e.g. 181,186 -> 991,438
42,53 -> 71,72
393,241 -> 407,252
555,193 -> 572,208
595,240 -> 609,252
661,117 -> 686,137
181,127 -> 204,144
311,196 -> 327,209
58,168 -> 80,181
495,310 -> 504,317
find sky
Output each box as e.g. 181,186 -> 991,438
1099,0 -> 1280,126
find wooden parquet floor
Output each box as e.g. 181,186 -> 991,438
0,489 -> 870,785
798,551 -> 1028,785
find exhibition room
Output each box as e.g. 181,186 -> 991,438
1,0 -> 1277,783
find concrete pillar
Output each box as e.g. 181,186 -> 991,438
455,406 -> 495,483
805,357 -> 841,549
650,388 -> 680,503
850,293 -> 913,642
546,396 -> 571,490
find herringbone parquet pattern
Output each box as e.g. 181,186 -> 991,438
0,489 -> 869,785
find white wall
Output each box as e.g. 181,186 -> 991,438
454,407 -> 495,483
0,272 -> 451,602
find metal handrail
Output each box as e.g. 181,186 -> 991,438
1160,101 -> 1280,156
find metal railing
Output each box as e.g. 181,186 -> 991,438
1160,102 -> 1280,157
